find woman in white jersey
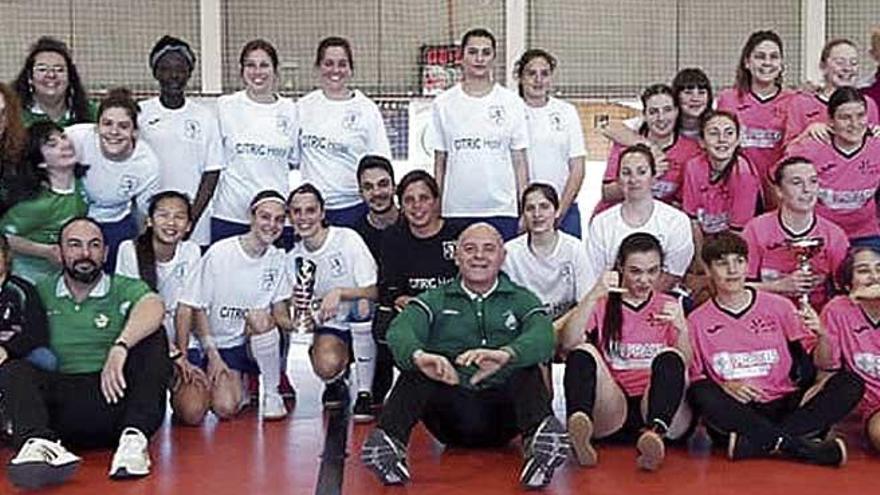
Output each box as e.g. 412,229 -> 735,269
282,184 -> 377,413
298,37 -> 392,228
65,88 -> 160,272
431,28 -> 529,241
211,39 -> 299,249
177,190 -> 292,422
139,35 -> 223,249
514,49 -> 586,238
114,191 -> 204,424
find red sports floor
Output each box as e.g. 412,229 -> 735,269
2,348 -> 878,495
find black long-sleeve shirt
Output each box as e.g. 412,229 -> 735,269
0,274 -> 49,359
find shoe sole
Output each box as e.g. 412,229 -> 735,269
352,413 -> 376,423
636,432 -> 665,471
8,459 -> 80,489
361,431 -> 410,485
567,413 -> 597,467
834,438 -> 847,467
727,432 -> 738,460
521,419 -> 571,489
262,411 -> 289,421
109,466 -> 150,480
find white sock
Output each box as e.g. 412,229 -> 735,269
350,321 -> 376,394
249,329 -> 282,398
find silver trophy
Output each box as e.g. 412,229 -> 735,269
293,257 -> 318,333
786,237 -> 824,309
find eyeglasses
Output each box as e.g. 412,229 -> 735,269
32,64 -> 68,76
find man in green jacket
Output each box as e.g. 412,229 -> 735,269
361,223 -> 569,490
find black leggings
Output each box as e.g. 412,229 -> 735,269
688,371 -> 864,452
564,348 -> 686,436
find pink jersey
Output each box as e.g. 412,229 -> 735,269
820,296 -> 880,419
716,88 -> 795,184
600,135 -> 701,212
784,91 -> 880,145
785,135 -> 880,239
688,289 -> 812,402
681,153 -> 761,234
742,211 -> 850,310
586,292 -> 680,396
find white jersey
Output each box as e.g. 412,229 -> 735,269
525,97 -> 586,196
585,200 -> 694,287
297,89 -> 391,209
138,98 -> 223,245
67,123 -> 160,223
179,236 -> 291,348
213,91 -> 299,224
288,226 -> 376,331
503,232 -> 590,320
115,238 -> 202,345
431,83 -> 529,217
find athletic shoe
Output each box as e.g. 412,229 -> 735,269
567,411 -> 597,467
353,392 -> 375,423
361,429 -> 410,485
520,416 -> 571,490
635,429 -> 665,471
322,380 -> 350,410
262,393 -> 288,421
109,427 -> 151,479
727,431 -> 766,460
787,437 -> 848,467
278,374 -> 297,401
7,437 -> 81,489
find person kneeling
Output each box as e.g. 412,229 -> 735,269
560,233 -> 692,471
2,218 -> 171,489
360,223 -> 570,490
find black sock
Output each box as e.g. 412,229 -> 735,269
564,349 -> 597,419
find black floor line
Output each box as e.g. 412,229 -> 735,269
315,407 -> 349,495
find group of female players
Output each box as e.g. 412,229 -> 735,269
2,23 -> 880,483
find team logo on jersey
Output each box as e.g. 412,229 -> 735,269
119,301 -> 132,316
748,317 -> 777,335
261,269 -> 279,291
173,263 -> 187,280
183,119 -> 201,140
503,310 -> 518,331
342,110 -> 361,130
549,112 -> 564,131
276,115 -> 293,136
705,324 -> 724,335
858,159 -> 879,175
94,313 -> 109,329
442,241 -> 457,260
488,105 -> 506,126
118,175 -> 139,196
560,262 -> 573,282
329,255 -> 345,277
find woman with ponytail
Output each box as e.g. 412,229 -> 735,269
560,232 -> 691,472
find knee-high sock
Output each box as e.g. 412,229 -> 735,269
564,349 -> 597,419
350,321 -> 376,394
250,329 -> 282,398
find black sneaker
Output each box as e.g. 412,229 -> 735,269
322,380 -> 349,410
361,429 -> 410,485
520,416 -> 570,490
353,392 -> 375,423
786,437 -> 848,467
727,431 -> 768,460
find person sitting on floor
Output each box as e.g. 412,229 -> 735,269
360,222 -> 570,490
2,217 -> 171,489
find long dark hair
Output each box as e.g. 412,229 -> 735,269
639,84 -> 677,137
514,49 -> 557,98
13,36 -> 92,125
135,191 -> 192,291
734,30 -> 784,96
601,233 -> 664,356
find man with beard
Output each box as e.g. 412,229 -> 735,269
2,217 -> 171,489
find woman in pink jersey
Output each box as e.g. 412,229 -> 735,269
687,232 -> 862,466
742,157 -> 849,311
785,38 -> 880,145
785,87 -> 880,244
817,247 -> 880,451
561,233 -> 691,472
600,84 -> 701,210
717,31 -> 795,207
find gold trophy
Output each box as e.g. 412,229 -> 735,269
786,237 -> 824,309
293,257 -> 318,333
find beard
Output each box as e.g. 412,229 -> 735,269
64,259 -> 103,284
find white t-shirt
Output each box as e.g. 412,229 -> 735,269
115,238 -> 202,345
584,200 -> 694,287
525,97 -> 586,197
503,232 -> 590,320
213,91 -> 299,224
138,98 -> 223,245
67,123 -> 161,223
431,83 -> 529,217
179,236 -> 291,348
297,89 -> 391,209
288,226 -> 376,331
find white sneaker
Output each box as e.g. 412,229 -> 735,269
109,427 -> 151,479
262,393 -> 288,421
7,437 -> 81,489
